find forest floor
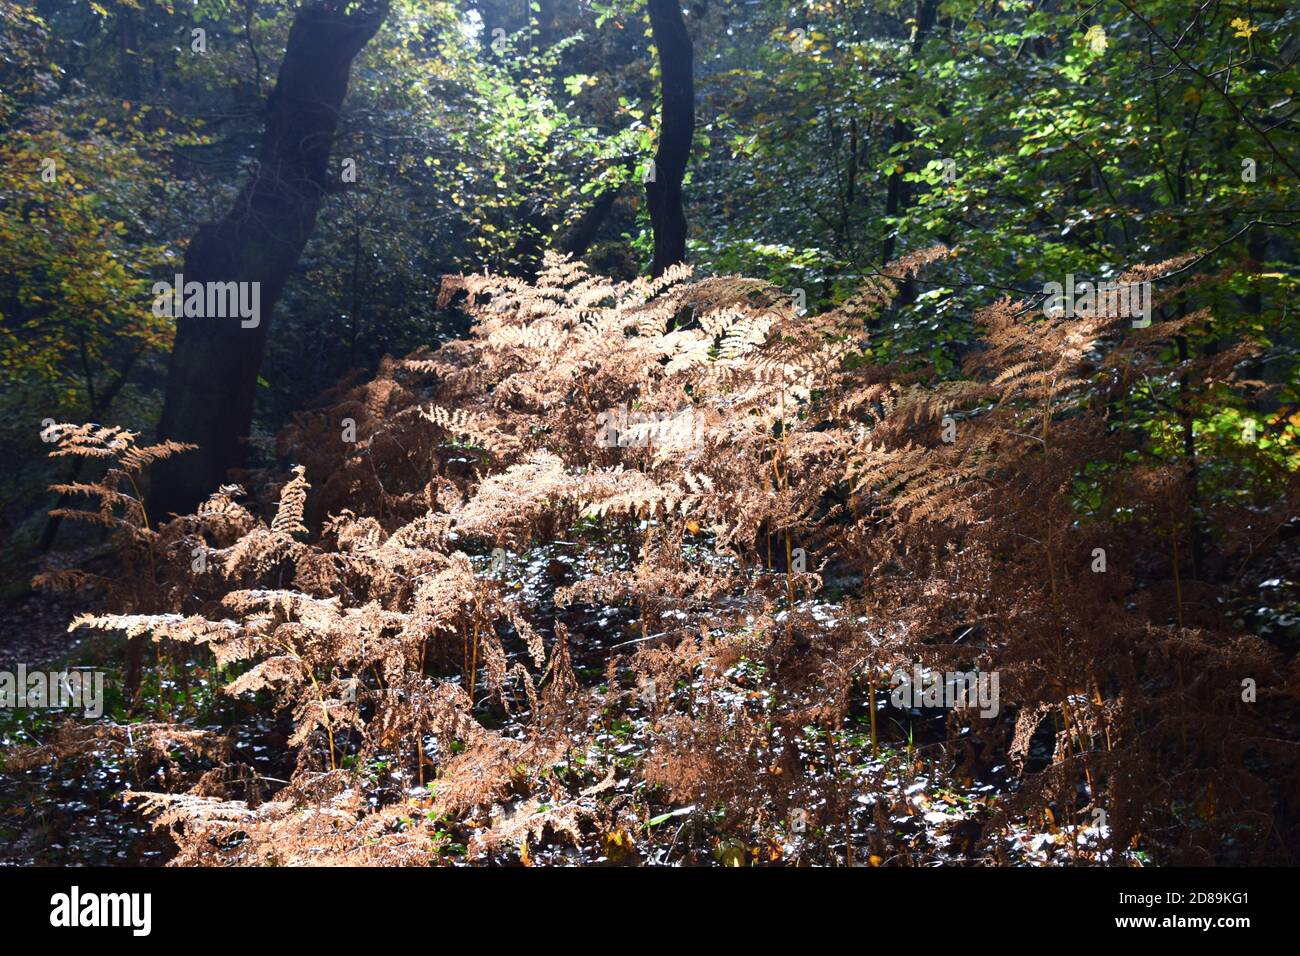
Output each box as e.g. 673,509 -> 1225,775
0,542 -> 1136,868
0,597 -> 150,865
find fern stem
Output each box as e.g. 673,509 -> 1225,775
468,617 -> 481,703
868,671 -> 878,756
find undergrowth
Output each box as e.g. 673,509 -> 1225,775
17,251 -> 1300,866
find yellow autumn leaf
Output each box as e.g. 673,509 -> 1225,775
716,841 -> 746,866
1084,24 -> 1107,55
1230,18 -> 1259,40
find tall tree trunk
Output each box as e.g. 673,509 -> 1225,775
645,0 -> 693,277
150,0 -> 387,520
